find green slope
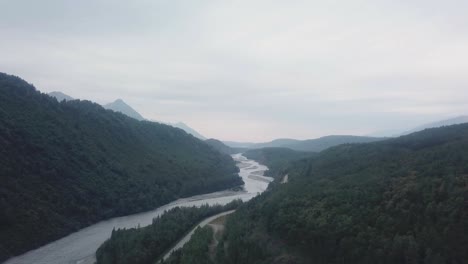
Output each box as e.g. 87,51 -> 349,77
0,73 -> 243,262
219,124 -> 468,264
243,147 -> 315,180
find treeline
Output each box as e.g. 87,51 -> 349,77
96,200 -> 242,264
219,124 -> 468,263
243,147 -> 315,179
0,73 -> 243,262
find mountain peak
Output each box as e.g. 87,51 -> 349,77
170,122 -> 206,140
103,99 -> 145,121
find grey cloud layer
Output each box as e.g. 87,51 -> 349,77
1,0 -> 467,141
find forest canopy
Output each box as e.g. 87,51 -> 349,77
219,124 -> 468,264
0,73 -> 243,262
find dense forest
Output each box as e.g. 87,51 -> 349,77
96,201 -> 242,264
243,147 -> 315,179
218,124 -> 468,263
0,73 -> 243,262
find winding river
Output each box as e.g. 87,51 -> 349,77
3,154 -> 273,264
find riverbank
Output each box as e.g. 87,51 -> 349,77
3,154 -> 272,264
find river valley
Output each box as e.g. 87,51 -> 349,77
3,154 -> 272,264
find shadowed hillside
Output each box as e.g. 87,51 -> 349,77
0,73 -> 243,262
218,124 -> 468,264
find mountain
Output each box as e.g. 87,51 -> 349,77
205,138 -> 246,155
169,122 -> 206,140
0,73 -> 242,262
219,124 -> 468,263
225,135 -> 384,152
250,138 -> 300,149
51,96 -> 208,140
403,115 -> 468,135
103,99 -> 145,121
368,115 -> 468,137
48,91 -> 74,101
48,94 -> 145,121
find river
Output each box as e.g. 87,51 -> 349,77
3,154 -> 273,264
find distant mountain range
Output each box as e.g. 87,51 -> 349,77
48,91 -> 468,150
224,135 -> 384,152
101,103 -> 208,140
49,91 -> 146,121
369,115 -> 468,137
48,91 -> 206,139
225,116 -> 468,152
48,91 -> 74,101
169,122 -> 206,140
103,99 -> 145,121
402,115 -> 468,135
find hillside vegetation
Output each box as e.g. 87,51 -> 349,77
218,124 -> 468,264
0,73 -> 242,262
243,147 -> 315,179
96,201 -> 242,264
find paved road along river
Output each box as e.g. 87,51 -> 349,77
3,154 -> 273,264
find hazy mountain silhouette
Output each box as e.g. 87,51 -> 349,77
224,135 -> 384,152
48,91 -> 74,101
369,115 -> 468,137
104,99 -> 145,121
403,115 -> 468,135
170,122 -> 206,140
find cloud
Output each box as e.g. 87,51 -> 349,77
0,0 -> 467,141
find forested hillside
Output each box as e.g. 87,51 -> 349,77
0,73 -> 242,262
218,124 -> 468,264
96,201 -> 242,264
243,147 -> 315,179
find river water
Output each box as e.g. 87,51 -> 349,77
3,154 -> 272,264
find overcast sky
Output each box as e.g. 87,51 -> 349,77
1,0 -> 467,142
